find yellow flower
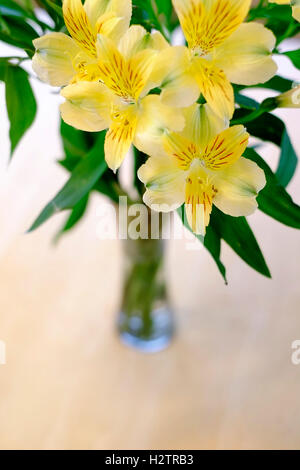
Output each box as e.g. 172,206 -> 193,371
276,84 -> 300,107
32,0 -> 132,86
138,104 -> 266,235
60,27 -> 185,171
269,0 -> 300,22
152,0 -> 277,119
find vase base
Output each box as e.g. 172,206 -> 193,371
118,307 -> 174,353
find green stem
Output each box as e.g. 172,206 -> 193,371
232,100 -> 277,125
121,238 -> 164,339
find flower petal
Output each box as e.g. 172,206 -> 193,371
60,81 -> 112,131
192,58 -> 234,119
32,33 -> 80,86
63,0 -> 96,56
84,0 -> 132,36
173,0 -> 251,53
203,125 -> 249,170
138,152 -> 185,210
185,163 -> 214,235
182,103 -> 228,152
129,49 -> 158,98
163,132 -> 197,170
151,46 -> 200,107
95,12 -> 123,38
105,105 -> 138,172
134,94 -> 185,156
276,85 -> 300,108
292,3 -> 300,22
213,157 -> 266,216
119,25 -> 169,58
214,22 -> 277,85
118,25 -> 148,57
97,34 -> 157,100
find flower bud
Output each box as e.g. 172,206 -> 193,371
276,84 -> 300,108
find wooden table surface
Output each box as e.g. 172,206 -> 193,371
0,42 -> 300,450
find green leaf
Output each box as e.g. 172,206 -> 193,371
261,76 -> 293,93
43,0 -> 63,18
60,120 -> 89,160
245,148 -> 300,229
236,75 -> 293,93
177,206 -> 227,282
0,0 -> 27,17
0,13 -> 10,34
5,64 -> 37,156
204,224 -> 227,283
234,110 -> 284,145
94,176 -> 120,203
36,0 -> 64,29
154,0 -> 172,18
0,0 -> 53,32
249,3 -> 300,43
28,132 -> 107,232
132,0 -> 169,38
210,208 -> 271,279
59,151 -> 120,203
0,60 -> 7,81
177,205 -> 270,280
0,15 -> 37,53
233,111 -> 298,186
258,5 -> 300,44
284,49 -> 300,69
235,92 -> 259,110
276,129 -> 298,187
153,0 -> 176,32
133,146 -> 148,197
0,0 -> 34,20
54,193 -> 89,242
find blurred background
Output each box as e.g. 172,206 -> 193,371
0,14 -> 300,450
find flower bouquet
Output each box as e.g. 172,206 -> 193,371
1,0 -> 300,351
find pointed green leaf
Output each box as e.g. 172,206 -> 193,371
210,208 -> 271,278
177,205 -> 270,279
60,120 -> 89,160
0,16 -> 37,52
177,207 -> 227,282
276,129 -> 298,187
235,92 -> 259,110
241,111 -> 284,146
245,148 -> 300,229
5,65 -> 37,156
54,193 -> 89,242
43,0 -> 63,18
28,132 -> 107,232
284,49 -> 300,69
0,0 -> 32,19
204,224 -> 227,283
236,75 -> 293,93
233,111 -> 298,187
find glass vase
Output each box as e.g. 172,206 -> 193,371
117,236 -> 174,353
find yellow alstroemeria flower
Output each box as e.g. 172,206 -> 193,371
152,0 -> 277,119
138,104 -> 266,235
60,26 -> 185,171
32,0 -> 132,86
269,0 -> 300,22
275,84 -> 300,107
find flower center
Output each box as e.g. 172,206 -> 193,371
192,41 -> 213,58
97,54 -> 144,103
